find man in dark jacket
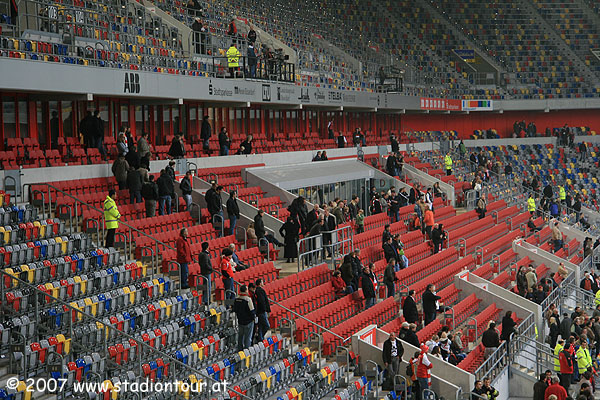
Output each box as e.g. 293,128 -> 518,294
126,166 -> 143,204
386,153 -> 398,177
166,160 -> 176,182
79,111 -> 96,149
482,322 -> 500,359
405,323 -> 420,347
180,171 -> 193,211
218,128 -> 230,156
533,374 -> 548,400
558,313 -> 572,341
382,331 -> 404,391
390,134 -> 399,153
383,259 -> 397,298
233,285 -> 256,351
422,284 -> 441,326
382,236 -> 397,263
403,290 -> 419,324
431,224 -> 446,254
254,210 -> 266,239
350,249 -> 363,289
305,204 -> 320,235
337,132 -> 347,148
254,278 -> 271,341
322,209 -> 337,258
240,135 -> 253,154
125,145 -> 141,170
168,134 -> 186,159
200,115 -> 211,154
141,175 -> 159,217
226,190 -> 240,236
198,241 -> 212,304
157,169 -> 174,215
361,264 -> 376,309
206,184 -> 224,234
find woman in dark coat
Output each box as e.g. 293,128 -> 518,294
279,216 -> 300,262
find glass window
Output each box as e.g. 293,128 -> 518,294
2,96 -> 16,139
120,104 -> 129,126
135,105 -> 144,136
163,106 -> 171,138
61,101 -> 74,138
18,100 -> 28,137
37,102 -> 47,147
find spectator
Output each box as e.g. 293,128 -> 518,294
501,310 -> 517,343
423,208 -> 434,239
198,242 -> 212,305
227,19 -> 237,36
548,317 -> 559,348
580,272 -> 595,292
125,143 -> 141,170
254,278 -> 271,341
200,115 -> 211,154
305,204 -> 320,235
103,189 -> 120,248
168,134 -> 186,159
240,135 -> 253,154
228,243 -> 248,271
138,165 -> 149,183
312,151 -> 322,161
361,264 -> 377,309
544,377 -> 567,400
247,43 -> 258,78
516,266 -> 528,297
233,285 -> 255,351
559,342 -> 573,392
528,216 -> 542,232
279,215 -> 300,263
206,185 -> 224,233
327,120 -> 334,139
322,208 -> 337,257
386,153 -> 398,176
141,175 -> 159,217
226,42 -> 241,78
482,378 -> 499,400
382,224 -> 392,244
476,196 -> 487,219
247,29 -> 256,43
393,234 -> 409,269
405,323 -> 420,347
382,331 -> 404,391
221,248 -> 235,300
471,380 -> 486,400
526,266 -> 538,291
559,313 -> 572,341
165,160 -> 176,182
431,223 -> 446,254
157,169 -> 174,215
254,209 -> 266,240
482,321 -> 500,359
390,134 -> 399,153
403,290 -> 419,324
534,373 -> 549,400
226,190 -> 240,236
383,258 -> 398,298
407,351 -> 420,400
126,165 -> 143,204
117,133 -> 128,157
382,236 -> 397,263
332,270 -> 353,296
218,128 -> 231,156
416,345 -> 433,398
180,171 -> 193,211
79,111 -> 96,149
578,383 -> 593,400
579,141 -> 588,161
340,255 -> 355,289
337,132 -> 347,148
137,131 -> 151,164
356,209 -> 365,233
444,153 -> 453,176
176,228 -> 191,291
112,155 -> 129,190
321,151 -> 328,160
422,284 -> 442,326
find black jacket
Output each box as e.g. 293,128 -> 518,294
165,166 -> 176,183
240,140 -> 252,154
156,174 -> 174,197
383,243 -> 397,262
391,137 -> 399,153
141,181 -> 159,201
403,296 -> 419,323
218,132 -> 230,148
227,197 -> 240,218
199,251 -> 212,275
168,138 -> 185,158
254,214 -> 265,238
254,286 -> 271,314
500,316 -> 516,340
404,329 -> 420,347
126,169 -> 143,192
205,188 -> 222,215
361,272 -> 376,299
533,381 -> 548,400
337,135 -> 346,148
386,155 -> 398,175
481,328 -> 500,348
383,264 -> 396,285
382,338 -> 404,364
233,296 -> 255,326
200,120 -> 211,140
422,289 -> 441,315
180,176 -> 192,196
305,210 -> 319,232
125,150 -> 141,170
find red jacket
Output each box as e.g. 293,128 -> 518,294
417,353 -> 433,379
176,237 -> 191,263
559,350 -> 573,374
332,276 -> 346,293
221,256 -> 234,278
544,383 -> 567,400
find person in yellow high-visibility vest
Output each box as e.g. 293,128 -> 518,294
104,189 -> 120,248
444,154 -> 453,176
559,186 -> 566,204
576,341 -> 592,375
553,339 -> 564,375
527,195 -> 536,215
226,42 -> 241,78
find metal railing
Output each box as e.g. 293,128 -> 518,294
297,225 -> 353,272
210,55 -> 295,82
509,335 -> 555,379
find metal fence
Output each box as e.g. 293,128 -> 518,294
297,225 -> 353,272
